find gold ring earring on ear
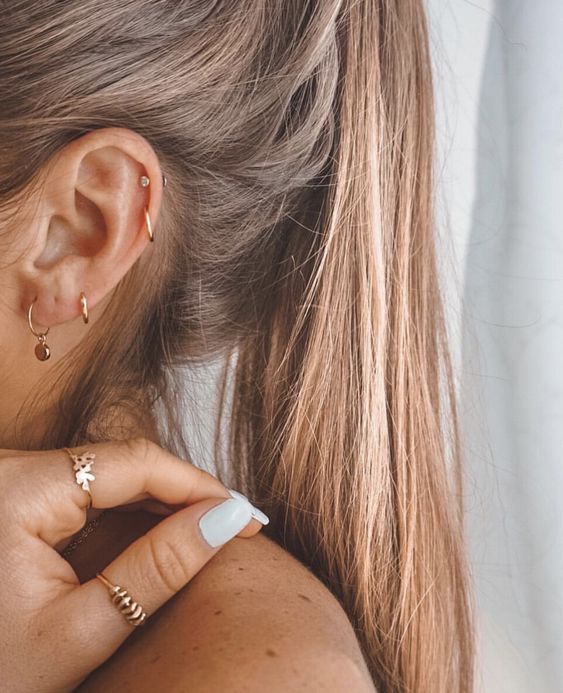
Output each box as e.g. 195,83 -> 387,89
28,299 -> 51,361
139,175 -> 155,242
80,292 -> 89,324
144,207 -> 154,242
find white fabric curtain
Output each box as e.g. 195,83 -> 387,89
429,1 -> 563,690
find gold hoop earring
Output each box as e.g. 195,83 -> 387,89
28,299 -> 51,361
144,207 -> 154,242
80,292 -> 89,324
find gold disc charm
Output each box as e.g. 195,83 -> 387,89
34,337 -> 50,361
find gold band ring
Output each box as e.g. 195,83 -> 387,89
96,572 -> 148,627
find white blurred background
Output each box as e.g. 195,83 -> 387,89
429,1 -> 563,690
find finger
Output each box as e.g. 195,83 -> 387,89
47,495 -> 261,678
111,500 -> 177,516
111,498 -> 265,537
21,439 -> 232,545
92,493 -> 267,538
70,439 -> 228,509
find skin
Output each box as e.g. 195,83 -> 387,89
0,127 -> 375,691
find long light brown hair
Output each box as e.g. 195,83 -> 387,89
0,1 -> 473,689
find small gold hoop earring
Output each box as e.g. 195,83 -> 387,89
28,299 -> 51,361
144,207 -> 154,242
80,292 -> 89,324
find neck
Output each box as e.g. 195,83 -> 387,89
0,370 -> 160,451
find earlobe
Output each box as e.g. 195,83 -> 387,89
19,127 -> 164,329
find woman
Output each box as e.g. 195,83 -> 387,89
0,0 -> 473,691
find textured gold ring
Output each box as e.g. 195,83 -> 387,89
64,447 -> 96,509
96,572 -> 148,627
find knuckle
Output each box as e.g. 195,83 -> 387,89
125,436 -> 156,462
146,534 -> 193,596
123,437 -> 159,483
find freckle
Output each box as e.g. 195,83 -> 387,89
266,648 -> 277,657
192,645 -> 200,652
238,567 -> 244,571
149,654 -> 162,664
298,593 -> 311,603
214,609 -> 222,616
234,591 -> 242,595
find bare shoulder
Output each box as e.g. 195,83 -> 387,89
79,532 -> 375,692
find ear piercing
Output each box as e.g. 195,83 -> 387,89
28,292 -> 91,361
28,299 -> 51,361
28,171 -> 165,361
80,291 -> 89,324
138,173 -> 166,243
144,208 -> 154,242
139,174 -> 167,188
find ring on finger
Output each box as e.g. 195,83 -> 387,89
63,447 -> 97,509
96,571 -> 148,627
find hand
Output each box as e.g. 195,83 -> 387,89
0,438 -> 266,692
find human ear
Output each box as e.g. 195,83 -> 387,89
17,126 -> 164,328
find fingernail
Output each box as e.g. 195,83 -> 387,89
199,497 -> 253,548
228,488 -> 270,526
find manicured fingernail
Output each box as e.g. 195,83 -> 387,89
228,488 -> 270,526
199,497 -> 253,548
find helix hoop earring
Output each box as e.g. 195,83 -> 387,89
139,173 -> 166,243
144,207 -> 154,242
79,292 -> 89,324
28,299 -> 51,361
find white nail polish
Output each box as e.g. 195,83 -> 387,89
199,498 -> 253,548
228,488 -> 270,526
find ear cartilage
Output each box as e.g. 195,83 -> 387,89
139,175 -> 150,188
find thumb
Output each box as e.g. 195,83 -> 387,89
50,495 -> 265,685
